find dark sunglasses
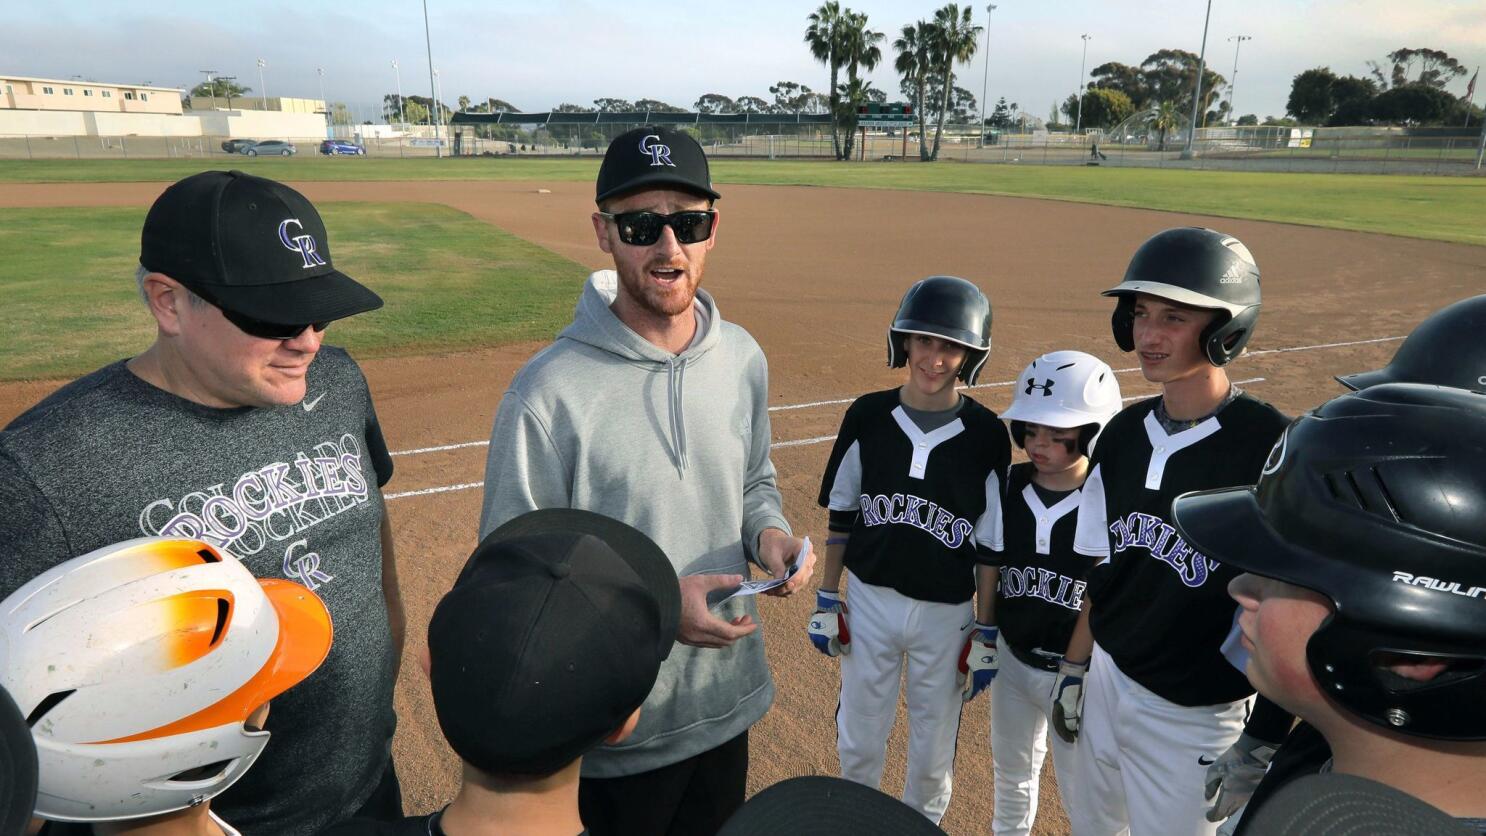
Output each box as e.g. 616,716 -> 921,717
219,308 -> 329,341
599,210 -> 717,246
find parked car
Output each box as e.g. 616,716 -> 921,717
242,140 -> 296,157
222,139 -> 257,154
319,139 -> 366,156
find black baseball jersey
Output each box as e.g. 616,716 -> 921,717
818,389 -> 1011,604
982,462 -> 1098,657
1074,393 -> 1289,706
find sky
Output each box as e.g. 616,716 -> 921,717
7,1 -> 1485,123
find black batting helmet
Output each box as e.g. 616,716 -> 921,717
1337,295 -> 1486,394
887,276 -> 993,385
1103,227 -> 1261,367
1172,383 -> 1486,740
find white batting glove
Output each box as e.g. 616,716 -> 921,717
1050,657 -> 1088,744
1203,732 -> 1279,822
807,589 -> 851,657
957,623 -> 999,703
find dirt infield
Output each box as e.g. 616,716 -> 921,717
3,179 -> 1480,834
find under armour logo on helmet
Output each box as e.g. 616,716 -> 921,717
638,134 -> 675,167
1025,378 -> 1055,396
278,219 -> 328,269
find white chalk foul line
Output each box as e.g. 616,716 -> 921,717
383,377 -> 1267,501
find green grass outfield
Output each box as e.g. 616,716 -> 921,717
0,203 -> 582,380
3,157 -> 1484,246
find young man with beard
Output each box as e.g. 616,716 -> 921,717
479,126 -> 814,836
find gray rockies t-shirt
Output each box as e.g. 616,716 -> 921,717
0,346 -> 396,835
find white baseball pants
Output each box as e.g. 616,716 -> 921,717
1066,643 -> 1250,836
990,634 -> 1078,836
837,570 -> 974,823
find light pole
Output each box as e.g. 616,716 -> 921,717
199,70 -> 218,109
977,4 -> 997,148
433,68 -> 444,134
317,67 -> 330,138
1180,0 -> 1213,160
256,58 -> 268,110
1226,35 -> 1251,126
392,60 -> 406,128
1075,34 -> 1091,132
422,0 -> 441,157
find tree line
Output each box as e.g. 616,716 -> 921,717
1286,48 -> 1481,127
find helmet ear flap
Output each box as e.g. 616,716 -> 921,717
959,348 -> 990,385
1111,296 -> 1135,352
1201,309 -> 1259,367
887,330 -> 908,369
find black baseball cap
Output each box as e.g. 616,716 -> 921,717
0,685 -> 37,836
595,126 -> 721,204
1245,773 -> 1475,835
140,170 -> 383,325
719,776 -> 946,836
428,509 -> 681,776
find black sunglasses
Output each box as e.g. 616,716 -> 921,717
185,283 -> 328,340
599,210 -> 717,246
219,308 -> 329,341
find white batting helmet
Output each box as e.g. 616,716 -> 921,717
1001,350 -> 1123,455
0,537 -> 332,822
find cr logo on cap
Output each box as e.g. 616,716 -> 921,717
278,218 -> 328,269
639,134 -> 675,168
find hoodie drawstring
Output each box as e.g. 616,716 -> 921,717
667,357 -> 688,473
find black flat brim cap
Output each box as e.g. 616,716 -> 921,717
466,509 -> 680,660
1244,773 -> 1476,835
595,127 -> 721,204
719,776 -> 945,836
142,170 -> 384,325
0,685 -> 37,836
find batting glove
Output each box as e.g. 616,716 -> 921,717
957,623 -> 999,703
1203,732 -> 1280,822
1050,657 -> 1088,744
807,589 -> 851,657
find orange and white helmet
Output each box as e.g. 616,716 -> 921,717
0,537 -> 332,822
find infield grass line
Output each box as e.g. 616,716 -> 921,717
3,158 -> 1483,246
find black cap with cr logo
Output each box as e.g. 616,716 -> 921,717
140,170 -> 382,325
596,127 -> 721,204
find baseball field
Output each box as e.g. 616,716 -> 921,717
3,158 -> 1483,834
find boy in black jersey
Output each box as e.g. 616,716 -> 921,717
1057,228 -> 1292,836
1172,383 -> 1486,834
978,350 -> 1122,836
809,276 -> 1010,823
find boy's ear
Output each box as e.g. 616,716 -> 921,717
604,708 -> 642,745
417,642 -> 432,679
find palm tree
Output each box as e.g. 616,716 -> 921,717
894,21 -> 933,160
805,2 -> 847,159
1152,101 -> 1179,151
928,4 -> 982,161
836,78 -> 879,160
838,11 -> 883,161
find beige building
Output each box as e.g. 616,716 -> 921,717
189,96 -> 326,114
1,75 -> 183,115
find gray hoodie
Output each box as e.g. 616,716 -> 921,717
479,270 -> 789,777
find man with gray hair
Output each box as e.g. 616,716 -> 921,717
0,170 -> 405,835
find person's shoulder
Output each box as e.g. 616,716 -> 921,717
1105,396 -> 1159,434
716,319 -> 763,354
507,338 -> 598,398
2,361 -> 131,438
845,388 -> 900,417
316,813 -> 438,836
959,394 -> 1004,425
1228,391 -> 1291,429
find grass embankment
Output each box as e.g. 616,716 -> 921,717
0,202 -> 582,380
